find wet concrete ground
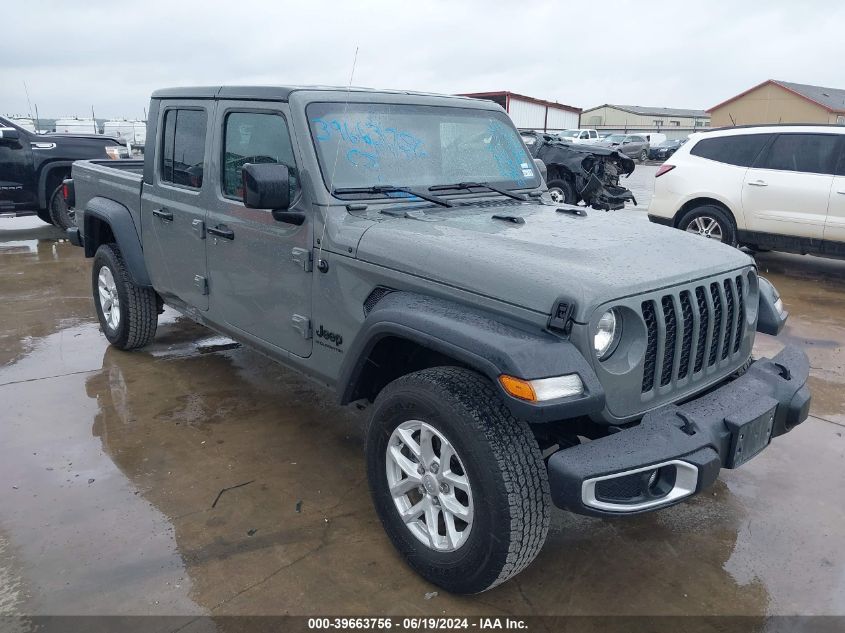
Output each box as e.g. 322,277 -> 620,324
0,213 -> 843,619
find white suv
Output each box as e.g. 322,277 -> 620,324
647,125 -> 845,259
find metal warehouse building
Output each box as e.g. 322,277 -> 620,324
458,91 -> 581,132
579,104 -> 710,140
708,79 -> 845,127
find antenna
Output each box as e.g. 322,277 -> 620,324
92,105 -> 98,133
317,45 -> 359,263
22,81 -> 34,119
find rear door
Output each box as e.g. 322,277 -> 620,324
825,142 -> 845,243
205,102 -> 313,358
141,102 -> 212,310
741,133 -> 839,239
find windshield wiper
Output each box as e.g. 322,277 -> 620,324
333,185 -> 452,208
428,182 -> 527,202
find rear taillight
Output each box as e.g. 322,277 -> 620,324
62,179 -> 75,207
655,164 -> 676,178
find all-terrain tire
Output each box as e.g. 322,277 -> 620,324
546,178 -> 576,205
678,204 -> 737,246
48,183 -> 76,230
366,367 -> 550,594
92,243 -> 158,350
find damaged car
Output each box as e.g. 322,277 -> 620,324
521,131 -> 637,210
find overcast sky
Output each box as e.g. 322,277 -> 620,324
2,0 -> 844,119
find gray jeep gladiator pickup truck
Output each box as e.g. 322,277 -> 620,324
66,86 -> 810,594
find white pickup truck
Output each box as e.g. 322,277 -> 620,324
558,129 -> 600,144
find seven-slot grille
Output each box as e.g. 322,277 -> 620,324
641,274 -> 747,393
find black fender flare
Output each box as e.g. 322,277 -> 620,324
37,160 -> 74,209
757,276 -> 787,335
338,292 -> 605,422
82,197 -> 152,287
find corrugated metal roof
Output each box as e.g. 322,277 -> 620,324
582,104 -> 709,118
774,80 -> 845,113
458,92 -> 581,113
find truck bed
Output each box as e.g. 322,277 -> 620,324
72,159 -> 144,229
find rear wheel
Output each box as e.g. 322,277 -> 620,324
639,149 -> 648,162
546,178 -> 576,205
366,367 -> 550,594
678,204 -> 737,246
48,184 -> 76,230
92,243 -> 158,350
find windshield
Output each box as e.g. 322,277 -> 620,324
560,130 -> 579,137
308,103 -> 540,194
605,134 -> 626,143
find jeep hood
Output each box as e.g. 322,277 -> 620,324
355,201 -> 753,321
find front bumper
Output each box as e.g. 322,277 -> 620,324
547,345 -> 810,516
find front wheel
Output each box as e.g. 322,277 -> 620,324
92,243 -> 158,350
546,178 -> 576,205
366,367 -> 550,594
678,205 -> 737,246
639,149 -> 648,162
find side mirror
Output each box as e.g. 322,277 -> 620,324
533,158 -> 547,183
242,163 -> 290,211
0,127 -> 21,144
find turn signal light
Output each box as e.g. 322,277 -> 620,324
655,164 -> 676,178
499,375 -> 536,401
499,374 -> 584,402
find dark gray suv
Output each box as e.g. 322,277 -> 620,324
600,133 -> 650,161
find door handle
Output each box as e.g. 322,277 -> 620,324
152,208 -> 173,221
748,180 -> 768,187
207,225 -> 234,240
836,191 -> 845,195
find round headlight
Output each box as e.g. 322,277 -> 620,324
594,309 -> 621,360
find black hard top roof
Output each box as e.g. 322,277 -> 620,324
150,85 -> 484,103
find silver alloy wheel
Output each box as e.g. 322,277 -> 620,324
548,188 -> 565,203
97,265 -> 121,330
685,216 -> 724,241
386,419 -> 474,552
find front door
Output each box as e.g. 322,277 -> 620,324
0,128 -> 36,212
141,103 -> 212,310
741,133 -> 839,239
205,103 -> 312,358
